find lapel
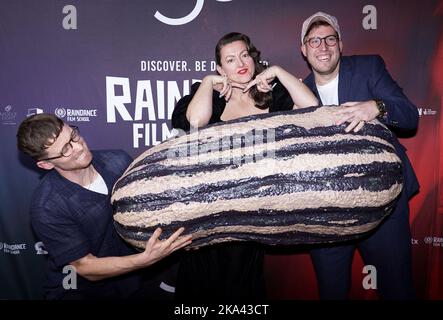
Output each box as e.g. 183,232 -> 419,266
338,57 -> 352,104
305,56 -> 352,106
304,73 -> 323,105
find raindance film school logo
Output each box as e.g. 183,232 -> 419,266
424,236 -> 443,247
0,241 -> 27,255
1,105 -> 17,125
55,107 -> 98,122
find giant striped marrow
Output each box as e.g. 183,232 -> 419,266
111,106 -> 403,249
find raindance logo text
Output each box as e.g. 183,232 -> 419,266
55,108 -> 98,122
0,242 -> 27,255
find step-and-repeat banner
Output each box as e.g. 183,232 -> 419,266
1,0 -> 442,299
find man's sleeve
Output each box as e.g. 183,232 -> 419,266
31,205 -> 90,268
369,55 -> 419,131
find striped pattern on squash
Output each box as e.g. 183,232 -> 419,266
111,106 -> 403,249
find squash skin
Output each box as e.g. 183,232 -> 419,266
112,106 -> 403,249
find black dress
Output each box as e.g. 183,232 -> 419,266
171,80 -> 294,301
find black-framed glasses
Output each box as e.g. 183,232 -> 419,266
304,35 -> 339,49
39,126 -> 81,161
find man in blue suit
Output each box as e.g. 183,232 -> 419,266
300,11 -> 419,299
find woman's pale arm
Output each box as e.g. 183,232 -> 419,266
186,75 -> 231,128
271,66 -> 318,108
245,66 -> 318,109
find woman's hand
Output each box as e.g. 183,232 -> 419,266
243,66 -> 281,93
204,75 -> 246,102
244,65 -> 318,108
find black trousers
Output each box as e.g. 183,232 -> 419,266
175,242 -> 266,301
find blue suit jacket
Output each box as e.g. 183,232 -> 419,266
304,55 -> 419,198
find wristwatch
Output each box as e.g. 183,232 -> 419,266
375,99 -> 387,119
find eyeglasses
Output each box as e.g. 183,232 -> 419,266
39,126 -> 81,161
304,35 -> 339,49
